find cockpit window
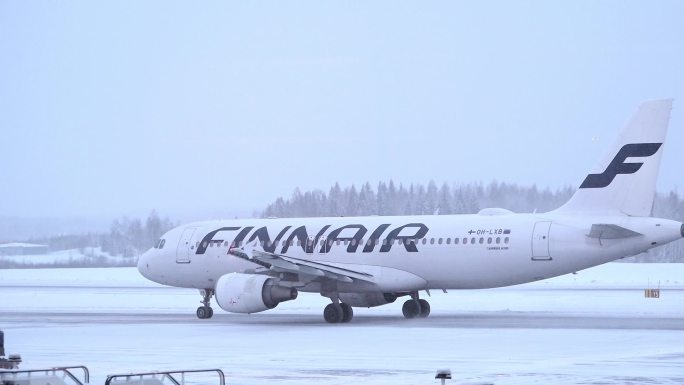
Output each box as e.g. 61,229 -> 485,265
156,239 -> 166,249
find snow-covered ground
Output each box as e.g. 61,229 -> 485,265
1,264 -> 683,385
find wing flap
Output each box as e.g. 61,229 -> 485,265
228,244 -> 373,284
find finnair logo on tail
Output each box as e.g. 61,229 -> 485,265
580,143 -> 662,189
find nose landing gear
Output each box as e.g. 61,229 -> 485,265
197,289 -> 215,319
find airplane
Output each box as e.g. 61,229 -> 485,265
138,99 -> 683,323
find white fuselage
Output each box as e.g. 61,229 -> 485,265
138,211 -> 683,293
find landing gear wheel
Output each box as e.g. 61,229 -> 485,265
340,303 -> 354,323
197,289 -> 215,319
402,300 -> 420,319
418,299 -> 430,318
196,306 -> 213,319
324,303 -> 344,323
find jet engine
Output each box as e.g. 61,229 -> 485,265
338,292 -> 397,308
215,273 -> 298,314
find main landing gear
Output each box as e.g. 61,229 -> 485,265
196,289 -> 214,319
401,292 -> 430,319
322,292 -> 354,324
323,302 -> 353,323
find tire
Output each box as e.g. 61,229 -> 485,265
402,300 -> 420,319
196,306 -> 208,319
207,306 -> 214,319
418,299 -> 430,318
324,303 -> 344,323
340,303 -> 354,323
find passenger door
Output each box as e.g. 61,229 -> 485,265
176,227 -> 197,263
531,221 -> 552,261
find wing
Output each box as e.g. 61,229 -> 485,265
227,242 -> 374,284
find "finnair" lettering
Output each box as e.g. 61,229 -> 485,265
195,223 -> 429,255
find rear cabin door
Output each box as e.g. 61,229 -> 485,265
531,221 -> 552,261
176,227 -> 197,263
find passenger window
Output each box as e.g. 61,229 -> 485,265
202,242 -> 208,249
430,238 -> 435,245
422,238 -> 427,245
487,237 -> 492,244
446,238 -> 451,245
471,238 -> 476,244
479,238 -> 484,244
463,238 -> 467,244
359,239 -> 364,245
504,237 -> 510,244
438,238 -> 443,245
351,239 -> 357,246
496,237 -> 501,244
454,238 -> 459,245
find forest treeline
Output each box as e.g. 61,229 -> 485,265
7,181 -> 684,267
262,181 -> 684,262
19,210 -> 176,267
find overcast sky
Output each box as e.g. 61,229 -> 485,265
1,1 -> 683,220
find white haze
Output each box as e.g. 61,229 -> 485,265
1,1 -> 683,227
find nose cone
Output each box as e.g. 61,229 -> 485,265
137,249 -> 152,280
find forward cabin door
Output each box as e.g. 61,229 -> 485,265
176,227 -> 197,263
531,221 -> 552,261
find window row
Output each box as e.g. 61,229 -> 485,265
199,236 -> 510,249
423,237 -> 509,245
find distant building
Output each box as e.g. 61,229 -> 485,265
0,243 -> 49,256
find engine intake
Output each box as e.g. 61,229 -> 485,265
215,273 -> 297,314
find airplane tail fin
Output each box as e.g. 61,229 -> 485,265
556,99 -> 673,217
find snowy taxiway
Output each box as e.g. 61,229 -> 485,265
1,264 -> 683,385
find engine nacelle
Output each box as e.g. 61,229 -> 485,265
215,273 -> 298,314
338,292 -> 397,308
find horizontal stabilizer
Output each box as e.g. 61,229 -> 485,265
587,224 -> 642,240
